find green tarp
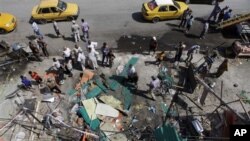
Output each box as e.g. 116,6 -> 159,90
78,107 -> 100,131
154,123 -> 187,141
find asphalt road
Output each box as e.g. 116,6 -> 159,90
0,0 -> 249,54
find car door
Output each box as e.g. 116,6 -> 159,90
157,5 -> 170,20
168,5 -> 180,19
38,8 -> 53,20
51,7 -> 65,20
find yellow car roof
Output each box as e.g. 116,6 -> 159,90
39,0 -> 59,8
155,0 -> 174,5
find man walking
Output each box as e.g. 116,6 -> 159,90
52,20 -> 62,37
179,8 -> 191,28
185,15 -> 194,34
101,42 -> 110,66
149,36 -> 158,55
174,42 -> 186,62
81,19 -> 90,41
185,45 -> 200,63
199,22 -> 209,39
148,76 -> 161,100
32,21 -> 42,37
88,47 -> 99,70
71,20 -> 81,42
207,1 -> 221,22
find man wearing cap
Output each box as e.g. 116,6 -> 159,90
71,20 -> 81,42
149,36 -> 158,55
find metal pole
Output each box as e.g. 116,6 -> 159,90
195,76 -> 248,122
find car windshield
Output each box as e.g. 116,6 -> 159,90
148,1 -> 157,10
173,1 -> 180,9
57,0 -> 67,11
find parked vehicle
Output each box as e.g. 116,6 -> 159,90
31,0 -> 79,24
141,0 -> 188,23
0,12 -> 17,34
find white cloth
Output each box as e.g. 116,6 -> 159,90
53,61 -> 61,69
81,22 -> 89,31
77,52 -> 86,62
88,50 -> 99,69
63,48 -> 71,57
71,24 -> 80,34
127,66 -> 136,76
66,60 -> 73,70
204,23 -> 209,33
87,42 -> 98,52
32,22 -> 39,31
74,47 -> 82,53
150,78 -> 160,90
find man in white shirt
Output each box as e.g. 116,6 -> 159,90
149,76 -> 161,100
32,21 -> 42,37
199,22 -> 209,39
87,40 -> 98,51
63,47 -> 71,62
88,48 -> 99,70
71,20 -> 80,42
77,51 -> 86,71
81,19 -> 90,40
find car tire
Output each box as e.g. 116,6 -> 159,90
0,28 -> 6,34
67,16 -> 75,21
152,17 -> 160,23
39,19 -> 47,24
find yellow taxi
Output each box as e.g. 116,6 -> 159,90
31,0 -> 79,24
0,12 -> 17,34
142,0 -> 189,23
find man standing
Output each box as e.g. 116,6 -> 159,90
207,1 -> 221,22
179,8 -> 191,28
29,41 -> 42,61
81,19 -> 90,41
32,21 -> 42,37
174,42 -> 186,62
185,15 -> 194,34
71,20 -> 80,42
77,51 -> 86,71
127,64 -> 136,82
52,58 -> 64,85
185,45 -> 200,63
28,71 -> 43,84
63,47 -> 71,62
148,76 -> 161,100
101,42 -> 110,66
107,49 -> 115,68
52,20 -> 62,37
87,40 -> 98,52
88,47 -> 99,70
149,36 -> 158,55
37,37 -> 49,57
199,22 -> 209,39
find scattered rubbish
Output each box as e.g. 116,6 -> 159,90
192,118 -> 204,134
131,42 -> 136,45
42,94 -> 55,103
148,106 -> 156,114
14,132 -> 25,141
95,103 -> 119,118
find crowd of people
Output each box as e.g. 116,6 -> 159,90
19,2 -> 232,100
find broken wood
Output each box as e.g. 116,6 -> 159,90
195,76 -> 248,122
181,94 -> 203,110
237,95 -> 250,120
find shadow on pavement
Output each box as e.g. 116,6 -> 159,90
131,12 -> 149,23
